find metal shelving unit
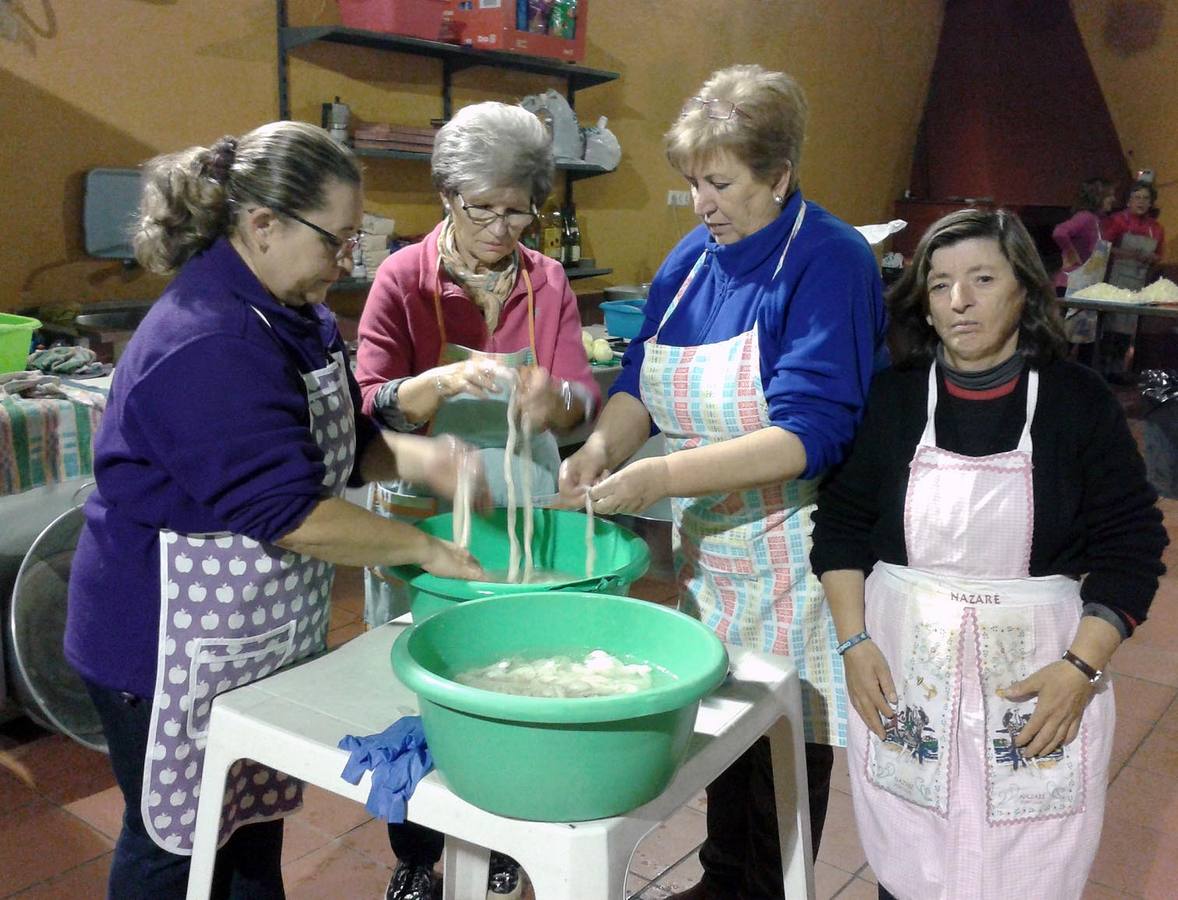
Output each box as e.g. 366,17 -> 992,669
277,23 -> 618,120
275,1 -> 616,284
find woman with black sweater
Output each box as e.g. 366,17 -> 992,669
811,209 -> 1167,900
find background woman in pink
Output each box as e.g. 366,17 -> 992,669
1052,177 -> 1114,363
1052,177 -> 1114,292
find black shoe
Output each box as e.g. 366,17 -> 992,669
386,863 -> 437,900
487,852 -> 521,897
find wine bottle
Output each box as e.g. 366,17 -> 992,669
562,204 -> 581,266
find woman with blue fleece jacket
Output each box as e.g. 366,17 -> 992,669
559,65 -> 886,900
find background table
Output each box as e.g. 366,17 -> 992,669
1059,296 -> 1178,371
186,621 -> 814,899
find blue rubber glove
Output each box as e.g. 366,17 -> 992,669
338,715 -> 433,823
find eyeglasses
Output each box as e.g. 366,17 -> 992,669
457,194 -> 537,231
280,209 -> 366,261
680,97 -> 748,121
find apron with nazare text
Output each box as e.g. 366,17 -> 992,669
849,364 -> 1114,899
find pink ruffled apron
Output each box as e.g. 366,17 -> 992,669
849,364 -> 1114,898
141,308 -> 356,854
639,204 -> 847,746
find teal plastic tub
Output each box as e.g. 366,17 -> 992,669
599,299 -> 646,340
391,591 -> 729,821
384,507 -> 651,620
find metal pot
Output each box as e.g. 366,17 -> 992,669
603,284 -> 650,302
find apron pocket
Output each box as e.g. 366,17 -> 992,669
185,621 -> 297,740
976,604 -> 1086,823
864,580 -> 960,816
866,698 -> 952,815
983,697 -> 1086,823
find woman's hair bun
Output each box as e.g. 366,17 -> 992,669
205,135 -> 239,185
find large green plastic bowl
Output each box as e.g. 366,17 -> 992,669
391,591 -> 728,821
385,507 -> 651,620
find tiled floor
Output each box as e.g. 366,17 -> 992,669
5,451 -> 1178,896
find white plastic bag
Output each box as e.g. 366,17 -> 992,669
582,116 -> 621,171
520,89 -> 582,161
854,219 -> 907,247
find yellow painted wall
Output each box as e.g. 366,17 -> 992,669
1074,0 -> 1178,265
0,0 -> 942,313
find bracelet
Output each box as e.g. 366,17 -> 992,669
560,379 -> 573,412
1062,650 -> 1103,684
435,374 -> 446,397
836,631 -> 871,655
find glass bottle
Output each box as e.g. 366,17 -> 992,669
541,201 -> 564,261
561,204 -> 581,267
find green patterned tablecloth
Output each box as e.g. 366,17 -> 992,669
0,386 -> 106,496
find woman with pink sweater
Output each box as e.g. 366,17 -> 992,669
353,100 -> 600,900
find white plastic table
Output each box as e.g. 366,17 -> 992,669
186,621 -> 814,900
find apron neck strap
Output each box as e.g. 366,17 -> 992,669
920,361 -> 1039,451
655,201 -> 808,337
433,259 -> 536,366
771,200 -> 807,279
657,250 -> 707,334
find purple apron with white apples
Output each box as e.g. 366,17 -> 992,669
140,343 -> 355,854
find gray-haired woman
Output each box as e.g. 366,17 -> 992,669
66,120 -> 483,900
354,101 -> 599,899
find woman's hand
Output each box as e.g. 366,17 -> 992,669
422,434 -> 491,509
431,357 -> 512,400
556,442 -> 610,507
514,365 -> 560,431
842,640 -> 897,740
1000,661 -> 1095,758
389,434 -> 490,508
420,535 -> 485,581
395,357 -> 512,425
588,457 -> 670,515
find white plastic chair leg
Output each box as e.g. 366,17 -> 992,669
441,836 -> 491,900
186,741 -> 235,899
518,829 -> 633,900
766,714 -> 815,899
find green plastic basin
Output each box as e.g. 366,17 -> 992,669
385,507 -> 651,620
391,591 -> 729,821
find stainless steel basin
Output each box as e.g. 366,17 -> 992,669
75,301 -> 152,332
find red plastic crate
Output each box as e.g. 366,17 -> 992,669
338,0 -> 450,41
450,0 -> 587,62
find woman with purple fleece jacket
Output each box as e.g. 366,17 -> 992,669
65,122 -> 484,900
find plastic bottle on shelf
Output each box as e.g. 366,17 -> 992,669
527,0 -> 553,33
351,242 -> 366,281
548,0 -> 577,38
